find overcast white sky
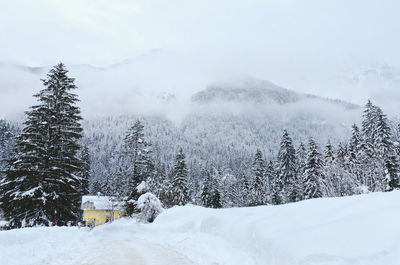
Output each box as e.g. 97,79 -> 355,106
0,0 -> 399,66
0,0 -> 400,112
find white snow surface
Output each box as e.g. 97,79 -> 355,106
1,191 -> 400,265
136,192 -> 163,223
136,181 -> 148,193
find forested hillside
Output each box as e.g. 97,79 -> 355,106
1,65 -> 399,228
80,78 -> 363,202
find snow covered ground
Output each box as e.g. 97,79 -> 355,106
1,191 -> 400,265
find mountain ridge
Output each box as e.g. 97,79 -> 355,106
191,78 -> 359,110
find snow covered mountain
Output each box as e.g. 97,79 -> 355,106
2,190 -> 400,265
192,79 -> 301,105
191,78 -> 359,110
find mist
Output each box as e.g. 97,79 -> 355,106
0,0 -> 400,119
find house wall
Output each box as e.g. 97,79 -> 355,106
82,209 -> 124,227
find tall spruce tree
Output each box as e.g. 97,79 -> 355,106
361,100 -> 378,158
324,141 -> 335,164
303,138 -> 323,199
357,102 -> 382,191
210,187 -> 222,208
296,142 -> 307,173
385,154 -> 400,191
0,120 -> 17,219
170,148 -> 189,206
271,179 -> 282,205
240,173 -> 252,206
335,143 -> 355,196
201,170 -> 213,207
263,160 -> 275,204
80,145 -> 90,195
201,169 -> 223,208
0,120 -> 16,171
276,130 -> 297,202
372,107 -> 400,191
349,124 -> 361,161
321,140 -> 337,197
122,120 -> 154,216
374,107 -> 393,159
250,149 -> 265,205
0,63 -> 84,228
266,159 -> 282,205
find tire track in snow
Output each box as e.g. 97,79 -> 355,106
79,239 -> 194,265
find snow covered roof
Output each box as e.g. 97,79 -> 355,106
81,195 -> 124,211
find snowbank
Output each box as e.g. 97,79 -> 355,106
141,191 -> 400,264
136,192 -> 163,223
1,191 -> 400,265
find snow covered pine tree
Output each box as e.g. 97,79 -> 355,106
136,192 -> 163,223
79,145 -> 91,195
0,63 -> 84,228
0,120 -> 17,219
170,148 -> 189,206
303,138 -> 323,199
0,120 -> 16,171
250,149 -> 265,206
276,130 -> 298,203
201,170 -> 213,207
122,120 -> 154,216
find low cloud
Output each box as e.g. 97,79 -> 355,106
0,0 -> 399,118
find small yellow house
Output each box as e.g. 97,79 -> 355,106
81,195 -> 125,227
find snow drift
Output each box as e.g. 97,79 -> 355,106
1,191 -> 400,265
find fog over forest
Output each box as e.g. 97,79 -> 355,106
1,0 -> 400,119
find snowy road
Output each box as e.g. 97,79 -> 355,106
79,239 -> 194,265
3,191 -> 400,265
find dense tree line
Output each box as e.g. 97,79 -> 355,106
192,100 -> 400,208
83,103 -> 355,196
98,100 -> 399,210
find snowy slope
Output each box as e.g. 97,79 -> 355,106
1,191 -> 400,265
